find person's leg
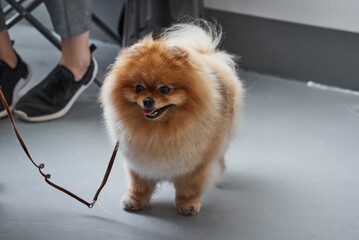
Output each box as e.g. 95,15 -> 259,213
147,0 -> 170,36
0,3 -> 17,68
146,0 -> 204,36
0,7 -> 31,118
168,0 -> 204,19
59,31 -> 91,81
44,0 -> 92,81
44,0 -> 92,39
0,29 -> 17,69
14,0 -> 97,122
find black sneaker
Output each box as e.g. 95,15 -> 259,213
14,57 -> 98,122
0,53 -> 31,118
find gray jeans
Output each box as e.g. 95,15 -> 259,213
1,0 -> 203,40
0,0 -> 92,38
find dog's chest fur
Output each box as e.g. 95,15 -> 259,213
117,121 -> 213,181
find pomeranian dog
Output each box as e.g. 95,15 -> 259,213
100,20 -> 243,215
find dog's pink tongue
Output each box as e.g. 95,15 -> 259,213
143,109 -> 155,115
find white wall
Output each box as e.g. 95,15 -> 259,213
204,0 -> 359,33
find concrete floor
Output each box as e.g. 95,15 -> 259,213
1,25 -> 359,240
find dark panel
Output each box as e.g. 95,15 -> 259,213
205,9 -> 359,91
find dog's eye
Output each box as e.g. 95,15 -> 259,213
135,85 -> 145,93
159,86 -> 171,95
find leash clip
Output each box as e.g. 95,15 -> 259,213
88,200 -> 96,208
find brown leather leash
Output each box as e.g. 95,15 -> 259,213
0,87 -> 119,208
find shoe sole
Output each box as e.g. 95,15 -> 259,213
15,57 -> 98,122
0,64 -> 32,118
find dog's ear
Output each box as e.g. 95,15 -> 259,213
127,43 -> 146,57
167,44 -> 188,62
126,34 -> 154,57
169,44 -> 183,54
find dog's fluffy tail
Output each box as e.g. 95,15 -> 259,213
161,20 -> 222,55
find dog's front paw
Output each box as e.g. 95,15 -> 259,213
176,201 -> 201,216
122,194 -> 145,211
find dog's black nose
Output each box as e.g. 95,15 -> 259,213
143,97 -> 155,109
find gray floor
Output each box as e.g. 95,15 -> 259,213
1,25 -> 359,240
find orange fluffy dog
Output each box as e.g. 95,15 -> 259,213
100,21 -> 243,215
